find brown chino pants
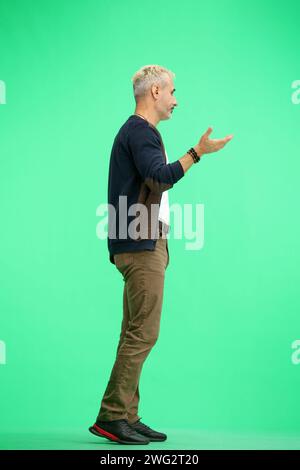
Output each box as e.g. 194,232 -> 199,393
97,231 -> 169,424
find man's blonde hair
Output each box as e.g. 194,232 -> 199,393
131,64 -> 175,102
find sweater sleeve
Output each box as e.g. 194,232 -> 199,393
128,122 -> 185,194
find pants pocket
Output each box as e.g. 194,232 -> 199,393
114,252 -> 134,271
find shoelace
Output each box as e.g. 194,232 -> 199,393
119,420 -> 143,436
132,421 -> 152,432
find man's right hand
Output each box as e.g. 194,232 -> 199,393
195,127 -> 233,156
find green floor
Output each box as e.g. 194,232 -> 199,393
1,429 -> 300,450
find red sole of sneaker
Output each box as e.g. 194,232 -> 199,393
88,424 -> 149,445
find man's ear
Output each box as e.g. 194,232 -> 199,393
151,84 -> 159,99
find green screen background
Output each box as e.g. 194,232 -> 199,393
1,0 -> 300,437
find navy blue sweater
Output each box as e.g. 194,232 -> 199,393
107,114 -> 185,264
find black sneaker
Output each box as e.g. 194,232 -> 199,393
89,419 -> 150,445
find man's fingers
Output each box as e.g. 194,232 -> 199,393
206,127 -> 213,137
202,130 -> 233,144
213,135 -> 234,145
203,127 -> 213,139
220,134 -> 233,144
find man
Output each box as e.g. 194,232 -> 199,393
89,65 -> 233,445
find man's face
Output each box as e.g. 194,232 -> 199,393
153,74 -> 177,120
